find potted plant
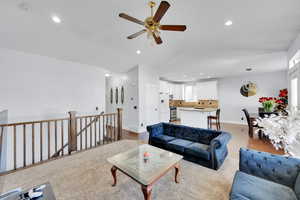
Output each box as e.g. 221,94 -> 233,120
259,97 -> 277,112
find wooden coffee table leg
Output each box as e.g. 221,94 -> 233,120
111,166 -> 117,186
174,163 -> 180,183
141,185 -> 152,200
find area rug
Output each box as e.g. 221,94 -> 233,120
0,139 -> 239,200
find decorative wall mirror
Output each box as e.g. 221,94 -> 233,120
121,86 -> 124,104
115,87 -> 119,104
240,81 -> 257,97
110,88 -> 113,104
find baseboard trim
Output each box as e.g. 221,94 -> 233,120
221,121 -> 247,126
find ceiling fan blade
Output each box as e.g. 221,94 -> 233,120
119,13 -> 144,26
152,32 -> 163,45
153,1 -> 170,23
159,25 -> 187,31
127,29 -> 147,39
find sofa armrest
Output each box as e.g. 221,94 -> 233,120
146,123 -> 164,139
239,148 -> 300,188
210,132 -> 231,148
210,132 -> 231,170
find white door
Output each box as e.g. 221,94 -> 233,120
145,84 -> 159,126
159,93 -> 170,122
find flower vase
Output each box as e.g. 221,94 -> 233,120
264,106 -> 274,113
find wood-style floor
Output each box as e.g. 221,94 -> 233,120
122,122 -> 284,155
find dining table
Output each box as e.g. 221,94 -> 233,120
249,110 -> 280,139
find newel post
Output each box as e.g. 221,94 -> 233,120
117,108 -> 123,140
68,111 -> 77,154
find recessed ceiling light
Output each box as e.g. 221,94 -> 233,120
136,50 -> 141,54
225,20 -> 233,26
51,15 -> 61,24
199,73 -> 204,76
105,73 -> 111,77
207,76 -> 211,79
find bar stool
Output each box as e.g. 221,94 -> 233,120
207,109 -> 221,130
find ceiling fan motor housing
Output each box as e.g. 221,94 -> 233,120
145,17 -> 159,31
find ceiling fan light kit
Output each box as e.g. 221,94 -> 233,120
119,1 -> 187,45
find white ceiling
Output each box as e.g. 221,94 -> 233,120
0,0 -> 300,81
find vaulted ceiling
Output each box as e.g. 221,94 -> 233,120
0,0 -> 300,81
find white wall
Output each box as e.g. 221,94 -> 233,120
196,80 -> 218,100
0,48 -> 107,170
0,48 -> 106,122
218,70 -> 288,124
139,65 -> 160,132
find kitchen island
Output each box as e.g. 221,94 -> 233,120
177,107 -> 217,129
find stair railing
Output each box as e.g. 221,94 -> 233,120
0,108 -> 123,175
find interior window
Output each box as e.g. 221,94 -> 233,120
289,50 -> 300,69
291,77 -> 298,109
184,85 -> 195,101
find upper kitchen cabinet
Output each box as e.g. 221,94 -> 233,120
159,80 -> 170,94
196,81 -> 218,100
172,84 -> 183,100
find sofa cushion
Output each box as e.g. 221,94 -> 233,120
162,123 -> 175,137
230,171 -> 297,200
182,128 -> 200,143
184,143 -> 210,160
167,139 -> 193,153
197,128 -> 221,145
152,135 -> 176,145
173,125 -> 185,139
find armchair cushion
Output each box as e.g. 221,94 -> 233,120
231,171 -> 297,200
239,148 -> 300,188
167,139 -> 193,153
184,143 -> 210,160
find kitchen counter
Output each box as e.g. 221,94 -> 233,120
177,107 -> 218,112
178,107 -> 217,128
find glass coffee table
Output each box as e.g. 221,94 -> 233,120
107,144 -> 183,200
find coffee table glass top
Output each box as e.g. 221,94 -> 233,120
107,144 -> 183,185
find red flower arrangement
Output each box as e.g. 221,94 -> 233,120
258,89 -> 288,113
279,89 -> 288,98
259,97 -> 284,104
259,97 -> 276,103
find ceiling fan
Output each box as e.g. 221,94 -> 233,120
119,1 -> 187,45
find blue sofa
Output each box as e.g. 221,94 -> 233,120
146,123 -> 231,170
230,148 -> 300,200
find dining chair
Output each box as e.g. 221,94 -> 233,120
242,109 -> 259,138
207,109 -> 221,130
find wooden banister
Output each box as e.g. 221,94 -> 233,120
68,111 -> 77,154
0,111 -> 122,175
51,116 -> 98,157
117,108 -> 123,140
